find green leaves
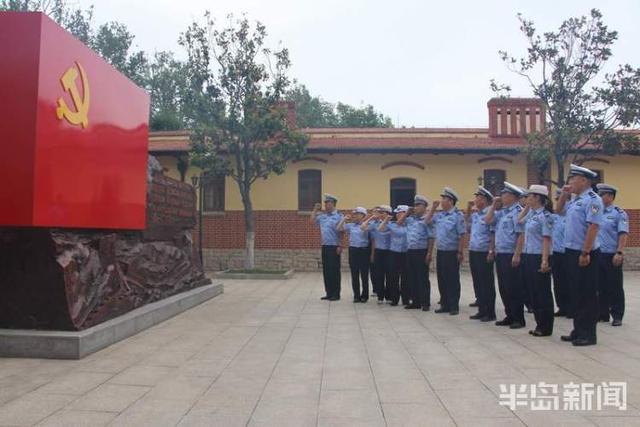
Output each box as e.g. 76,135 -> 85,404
493,8 -> 640,184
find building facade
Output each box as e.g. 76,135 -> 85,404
149,98 -> 640,270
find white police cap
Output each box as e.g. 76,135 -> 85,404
440,187 -> 459,202
394,205 -> 409,213
474,186 -> 493,200
527,184 -> 549,197
501,181 -> 524,197
323,193 -> 338,203
596,183 -> 618,195
568,164 -> 598,179
379,204 -> 393,213
353,206 -> 367,215
413,195 -> 429,206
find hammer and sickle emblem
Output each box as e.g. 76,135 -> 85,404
56,61 -> 90,128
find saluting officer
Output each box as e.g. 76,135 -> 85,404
338,207 -> 371,303
556,164 -> 603,346
519,185 -> 554,337
426,188 -> 466,315
467,186 -> 497,322
311,194 -> 344,301
596,183 -> 628,327
485,182 -> 526,329
550,189 -> 571,318
402,195 -> 435,311
361,205 -> 393,304
380,205 -> 410,306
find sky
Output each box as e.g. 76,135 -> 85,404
82,0 -> 640,128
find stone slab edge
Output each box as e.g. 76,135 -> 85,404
0,281 -> 224,360
213,269 -> 295,280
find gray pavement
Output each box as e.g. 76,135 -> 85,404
0,272 -> 639,426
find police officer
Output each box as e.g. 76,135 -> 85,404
519,185 -> 554,337
485,182 -> 526,329
401,195 -> 435,311
361,205 -> 393,304
550,189 -> 570,318
380,205 -> 410,306
338,207 -> 371,303
596,183 -> 628,327
557,164 -> 603,346
426,188 -> 466,315
311,194 -> 343,301
467,186 -> 496,322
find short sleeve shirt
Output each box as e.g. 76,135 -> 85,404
315,211 -> 344,246
432,208 -> 466,251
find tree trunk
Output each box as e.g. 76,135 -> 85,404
556,154 -> 565,187
241,188 -> 256,270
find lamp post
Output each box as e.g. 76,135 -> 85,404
191,174 -> 204,266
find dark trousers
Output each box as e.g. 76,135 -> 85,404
373,249 -> 391,301
407,249 -> 430,307
349,247 -> 370,300
551,252 -> 571,315
495,253 -> 525,324
598,253 -> 625,321
469,250 -> 495,317
436,250 -> 460,311
565,249 -> 600,341
321,245 -> 341,299
523,254 -> 554,334
388,251 -> 407,304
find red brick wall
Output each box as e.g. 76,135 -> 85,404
198,209 -> 640,249
145,172 -> 196,240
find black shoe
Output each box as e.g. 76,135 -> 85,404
469,313 -> 483,320
509,322 -> 525,329
553,310 -> 566,317
495,318 -> 511,326
390,302 -> 399,306
321,296 -> 330,300
469,301 -> 479,307
435,308 -> 449,314
529,329 -> 551,337
328,297 -> 339,301
422,306 -> 430,312
353,298 -> 362,303
572,338 -> 597,346
405,304 -> 421,310
361,298 -> 368,303
560,335 -> 575,342
481,315 -> 496,322
449,310 -> 459,316
612,319 -> 622,327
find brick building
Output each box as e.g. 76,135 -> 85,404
149,98 -> 640,270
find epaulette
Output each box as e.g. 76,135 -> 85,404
614,206 -> 624,214
588,190 -> 597,198
515,205 -> 523,212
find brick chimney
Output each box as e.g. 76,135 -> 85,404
487,98 -> 545,137
275,101 -> 297,129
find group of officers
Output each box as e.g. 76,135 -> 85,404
311,164 -> 629,346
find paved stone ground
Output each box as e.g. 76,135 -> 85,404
1,272 -> 640,427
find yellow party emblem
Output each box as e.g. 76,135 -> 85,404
56,61 -> 90,128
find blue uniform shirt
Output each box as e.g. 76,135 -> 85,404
469,207 -> 492,252
343,222 -> 369,248
315,211 -> 344,246
523,208 -> 553,255
551,213 -> 566,254
598,205 -> 629,254
432,208 -> 466,251
368,220 -> 391,250
406,216 -> 433,250
387,222 -> 408,253
563,189 -> 604,251
493,203 -> 524,254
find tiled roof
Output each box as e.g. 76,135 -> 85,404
149,131 -> 191,153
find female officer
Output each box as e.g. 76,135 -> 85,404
338,207 -> 370,303
519,185 -> 554,337
379,205 -> 409,306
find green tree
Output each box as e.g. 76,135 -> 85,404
492,9 -> 640,185
148,51 -> 188,131
286,83 -> 393,128
181,13 -> 308,269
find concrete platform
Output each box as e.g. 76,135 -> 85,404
213,268 -> 295,280
0,282 -> 223,360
